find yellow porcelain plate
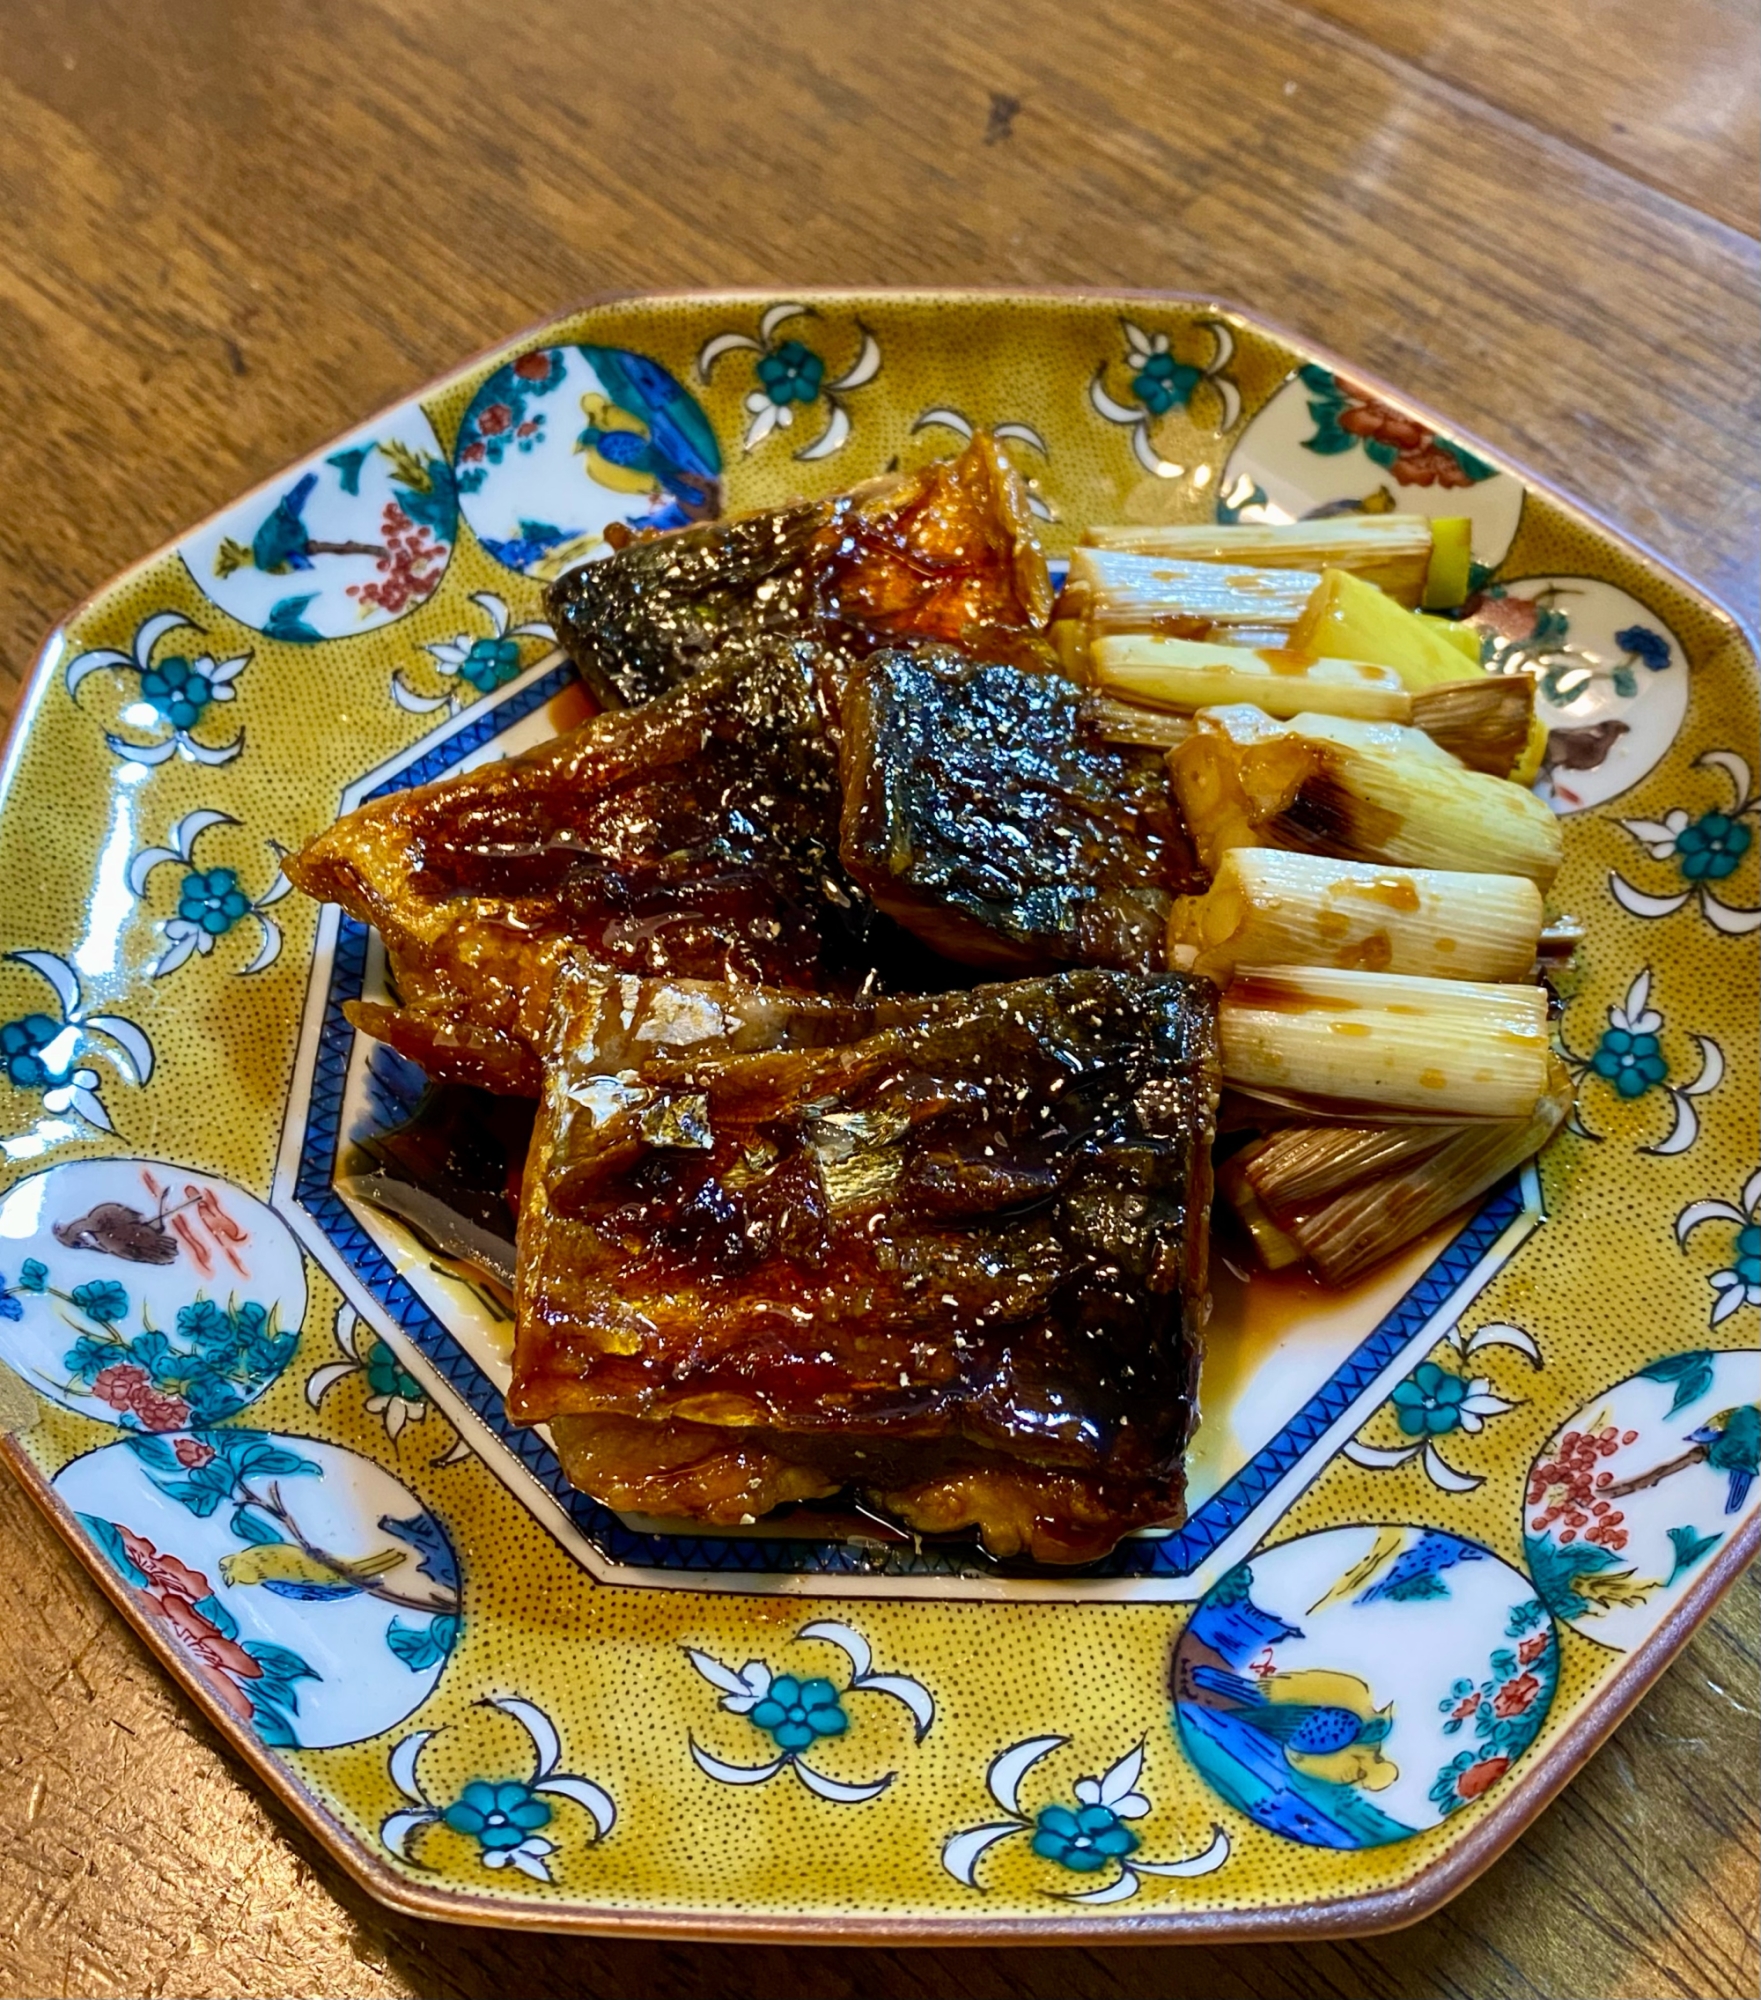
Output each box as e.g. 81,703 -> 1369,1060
0,291 -> 1755,1941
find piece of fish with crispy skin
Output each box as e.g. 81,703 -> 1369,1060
544,434 -> 1055,708
838,646 -> 1202,972
513,962 -> 1219,1564
286,640 -> 913,1096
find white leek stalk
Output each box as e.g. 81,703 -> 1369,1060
1169,849 -> 1545,984
1217,965 -> 1552,1120
1081,516 -> 1438,607
1168,705 -> 1564,888
1095,635 -> 1412,724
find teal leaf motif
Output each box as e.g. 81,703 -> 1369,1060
1665,1525 -> 1722,1584
1524,1532 -> 1622,1620
191,1592 -> 239,1640
249,1702 -> 299,1748
386,1613 -> 461,1672
1638,1351 -> 1716,1417
77,1514 -> 149,1589
230,1505 -> 283,1546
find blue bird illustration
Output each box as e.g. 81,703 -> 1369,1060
215,469 -> 382,579
1190,1665 -> 1392,1756
574,345 -> 721,526
1686,1405 -> 1759,1515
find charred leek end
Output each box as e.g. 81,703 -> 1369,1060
1168,849 -> 1546,985
1094,635 -> 1412,724
1239,1059 -> 1571,1285
1217,964 -> 1552,1120
1080,691 -> 1195,749
1409,673 -> 1536,776
1082,516 -> 1436,607
1422,519 -> 1473,610
1064,548 -> 1320,637
1289,568 -> 1488,690
1167,705 -> 1565,887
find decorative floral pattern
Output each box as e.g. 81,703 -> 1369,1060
54,1269 -> 296,1432
0,950 -> 153,1131
1297,365 -> 1495,489
66,610 -> 249,767
1525,1352 -> 1758,1648
79,1511 -> 318,1737
1612,750 -> 1759,935
1088,318 -> 1239,475
1677,1171 -> 1761,1326
307,1303 -> 430,1440
1557,969 -> 1723,1156
1343,1321 -> 1537,1493
687,1619 -> 932,1803
391,591 -> 554,717
698,302 -> 882,459
127,810 -> 291,978
943,1738 -> 1229,1903
1429,1616 -> 1557,1816
381,1696 -> 614,1882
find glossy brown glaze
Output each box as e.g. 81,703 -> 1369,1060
287,641 -> 954,1093
514,965 -> 1220,1562
840,646 -> 1200,970
545,434 -> 1054,708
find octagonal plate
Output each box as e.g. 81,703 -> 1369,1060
0,291 -> 1754,1941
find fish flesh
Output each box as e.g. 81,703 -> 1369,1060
287,640 -> 947,1095
838,646 -> 1202,971
512,962 -> 1219,1563
545,434 -> 1054,708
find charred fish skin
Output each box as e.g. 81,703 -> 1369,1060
542,435 -> 1056,710
839,647 -> 1199,973
512,967 -> 1220,1563
287,640 -> 926,1095
544,504 -> 824,709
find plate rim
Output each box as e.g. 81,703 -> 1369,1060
2,284 -> 1756,1943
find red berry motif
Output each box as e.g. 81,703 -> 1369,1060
1526,1421 -> 1630,1551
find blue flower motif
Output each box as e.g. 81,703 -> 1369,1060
443,1780 -> 552,1851
1131,351 -> 1204,417
1590,1025 -> 1669,1099
1030,1802 -> 1141,1873
139,656 -> 216,731
0,1276 -> 21,1323
1676,812 -> 1752,883
457,635 -> 522,694
17,1259 -> 47,1293
178,867 -> 253,936
365,1337 -> 425,1403
1391,1360 -> 1468,1436
749,1674 -> 847,1752
755,340 -> 825,407
1736,1222 -> 1761,1290
1615,624 -> 1671,673
70,1279 -> 129,1326
1,1013 -> 72,1090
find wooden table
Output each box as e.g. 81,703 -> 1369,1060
0,3 -> 1755,1993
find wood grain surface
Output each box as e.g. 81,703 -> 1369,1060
0,3 -> 1755,1994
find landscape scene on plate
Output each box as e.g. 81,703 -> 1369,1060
0,303 -> 1753,1924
